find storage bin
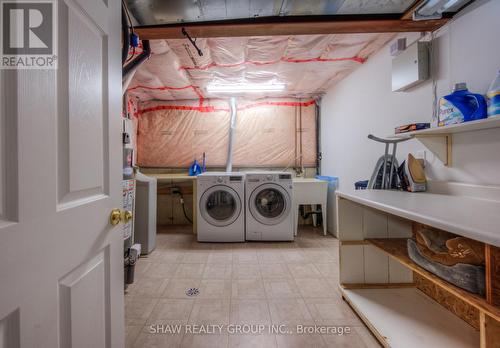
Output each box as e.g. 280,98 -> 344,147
315,175 -> 338,236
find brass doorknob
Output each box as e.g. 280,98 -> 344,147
123,210 -> 133,223
109,209 -> 122,226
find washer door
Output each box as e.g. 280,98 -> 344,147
200,185 -> 242,227
249,183 -> 291,225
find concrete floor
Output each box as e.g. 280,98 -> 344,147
125,225 -> 380,348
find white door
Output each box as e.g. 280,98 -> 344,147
0,0 -> 123,347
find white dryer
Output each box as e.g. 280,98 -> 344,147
197,172 -> 245,242
245,172 -> 294,241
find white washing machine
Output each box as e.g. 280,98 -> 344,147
197,172 -> 245,242
245,171 -> 294,241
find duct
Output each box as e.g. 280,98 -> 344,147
315,99 -> 321,175
226,97 -> 237,172
125,0 -> 416,26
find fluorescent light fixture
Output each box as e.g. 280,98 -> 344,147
206,82 -> 286,93
413,0 -> 469,20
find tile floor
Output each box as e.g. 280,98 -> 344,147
125,225 -> 380,348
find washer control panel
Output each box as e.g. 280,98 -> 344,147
198,174 -> 245,186
246,173 -> 292,183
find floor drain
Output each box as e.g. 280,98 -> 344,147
186,288 -> 199,297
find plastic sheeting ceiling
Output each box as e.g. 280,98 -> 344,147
127,33 -> 394,101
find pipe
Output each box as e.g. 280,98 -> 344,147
315,99 -> 321,175
225,97 -> 237,172
122,4 -> 130,65
123,40 -> 151,82
122,40 -> 151,94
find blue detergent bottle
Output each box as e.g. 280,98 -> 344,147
438,83 -> 487,126
188,159 -> 202,176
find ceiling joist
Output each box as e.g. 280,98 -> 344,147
135,17 -> 449,40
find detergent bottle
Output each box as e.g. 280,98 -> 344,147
487,71 -> 500,117
438,83 -> 487,127
188,159 -> 202,176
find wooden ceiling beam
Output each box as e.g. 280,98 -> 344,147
134,18 -> 449,40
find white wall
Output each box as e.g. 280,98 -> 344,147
320,0 -> 500,192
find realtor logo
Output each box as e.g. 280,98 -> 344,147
1,0 -> 57,69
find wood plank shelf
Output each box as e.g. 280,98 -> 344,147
341,288 -> 479,348
366,238 -> 500,322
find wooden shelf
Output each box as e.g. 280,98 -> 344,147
390,117 -> 500,166
341,288 -> 478,348
366,238 -> 500,322
145,173 -> 197,181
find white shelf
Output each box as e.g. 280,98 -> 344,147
391,117 -> 500,166
336,189 -> 500,247
395,116 -> 500,137
341,288 -> 479,348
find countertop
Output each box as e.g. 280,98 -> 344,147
145,174 -> 329,183
337,189 -> 500,247
292,178 -> 328,183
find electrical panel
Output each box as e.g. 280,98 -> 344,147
392,41 -> 429,92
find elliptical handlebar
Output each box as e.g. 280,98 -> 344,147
368,134 -> 411,144
367,134 -> 410,190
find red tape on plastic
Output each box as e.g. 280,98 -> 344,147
136,99 -> 316,116
179,56 -> 365,71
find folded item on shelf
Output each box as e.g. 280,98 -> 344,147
415,227 -> 485,266
394,123 -> 430,134
408,239 -> 485,295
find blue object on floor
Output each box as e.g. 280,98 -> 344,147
355,180 -> 369,190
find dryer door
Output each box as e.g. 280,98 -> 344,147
249,183 -> 291,225
200,185 -> 242,227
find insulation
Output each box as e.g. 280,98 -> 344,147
127,34 -> 394,102
137,99 -> 230,168
233,100 -> 316,167
136,98 -> 316,168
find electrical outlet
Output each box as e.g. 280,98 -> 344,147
414,150 -> 426,160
